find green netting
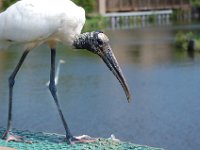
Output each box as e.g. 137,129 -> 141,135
0,128 -> 164,150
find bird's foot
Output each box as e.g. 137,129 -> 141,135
65,135 -> 97,144
2,130 -> 23,142
2,130 -> 32,144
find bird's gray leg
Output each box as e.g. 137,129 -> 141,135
2,49 -> 30,140
48,48 -> 73,144
49,48 -> 96,144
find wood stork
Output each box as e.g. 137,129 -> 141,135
0,0 -> 132,144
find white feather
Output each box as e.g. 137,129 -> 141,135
0,0 -> 85,50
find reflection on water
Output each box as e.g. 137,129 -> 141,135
1,23 -> 200,150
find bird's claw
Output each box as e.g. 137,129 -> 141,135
6,134 -> 23,142
2,130 -> 22,142
64,135 -> 97,144
2,130 -> 32,144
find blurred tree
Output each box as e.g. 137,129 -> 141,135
72,0 -> 96,14
192,0 -> 200,7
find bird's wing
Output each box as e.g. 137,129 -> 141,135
0,0 -> 85,44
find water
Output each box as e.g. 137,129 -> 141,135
0,23 -> 200,150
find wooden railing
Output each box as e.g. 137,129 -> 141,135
106,0 -> 191,12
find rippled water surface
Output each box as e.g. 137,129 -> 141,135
0,23 -> 200,150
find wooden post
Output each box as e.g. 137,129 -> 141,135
98,0 -> 106,15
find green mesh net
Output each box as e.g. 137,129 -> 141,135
0,128 -> 164,150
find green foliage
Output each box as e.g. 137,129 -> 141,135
3,0 -> 17,9
72,0 -> 96,14
171,8 -> 184,21
83,15 -> 106,32
148,14 -> 156,23
192,0 -> 200,7
175,32 -> 200,50
175,31 -> 196,50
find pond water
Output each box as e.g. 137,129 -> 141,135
0,23 -> 200,150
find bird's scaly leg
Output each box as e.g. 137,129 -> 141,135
48,48 -> 74,144
2,49 -> 30,141
49,48 -> 96,144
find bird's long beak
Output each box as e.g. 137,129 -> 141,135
98,45 -> 132,103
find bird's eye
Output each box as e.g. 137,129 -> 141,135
97,39 -> 103,45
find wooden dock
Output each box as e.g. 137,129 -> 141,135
98,0 -> 191,15
105,10 -> 173,30
106,0 -> 190,12
98,0 -> 191,30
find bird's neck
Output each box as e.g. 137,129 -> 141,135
73,32 -> 94,50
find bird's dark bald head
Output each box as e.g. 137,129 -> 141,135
73,31 -> 109,54
73,31 -> 132,102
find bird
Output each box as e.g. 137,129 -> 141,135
0,0 -> 132,144
46,59 -> 66,86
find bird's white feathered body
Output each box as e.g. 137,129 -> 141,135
1,0 -> 131,144
0,0 -> 85,50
